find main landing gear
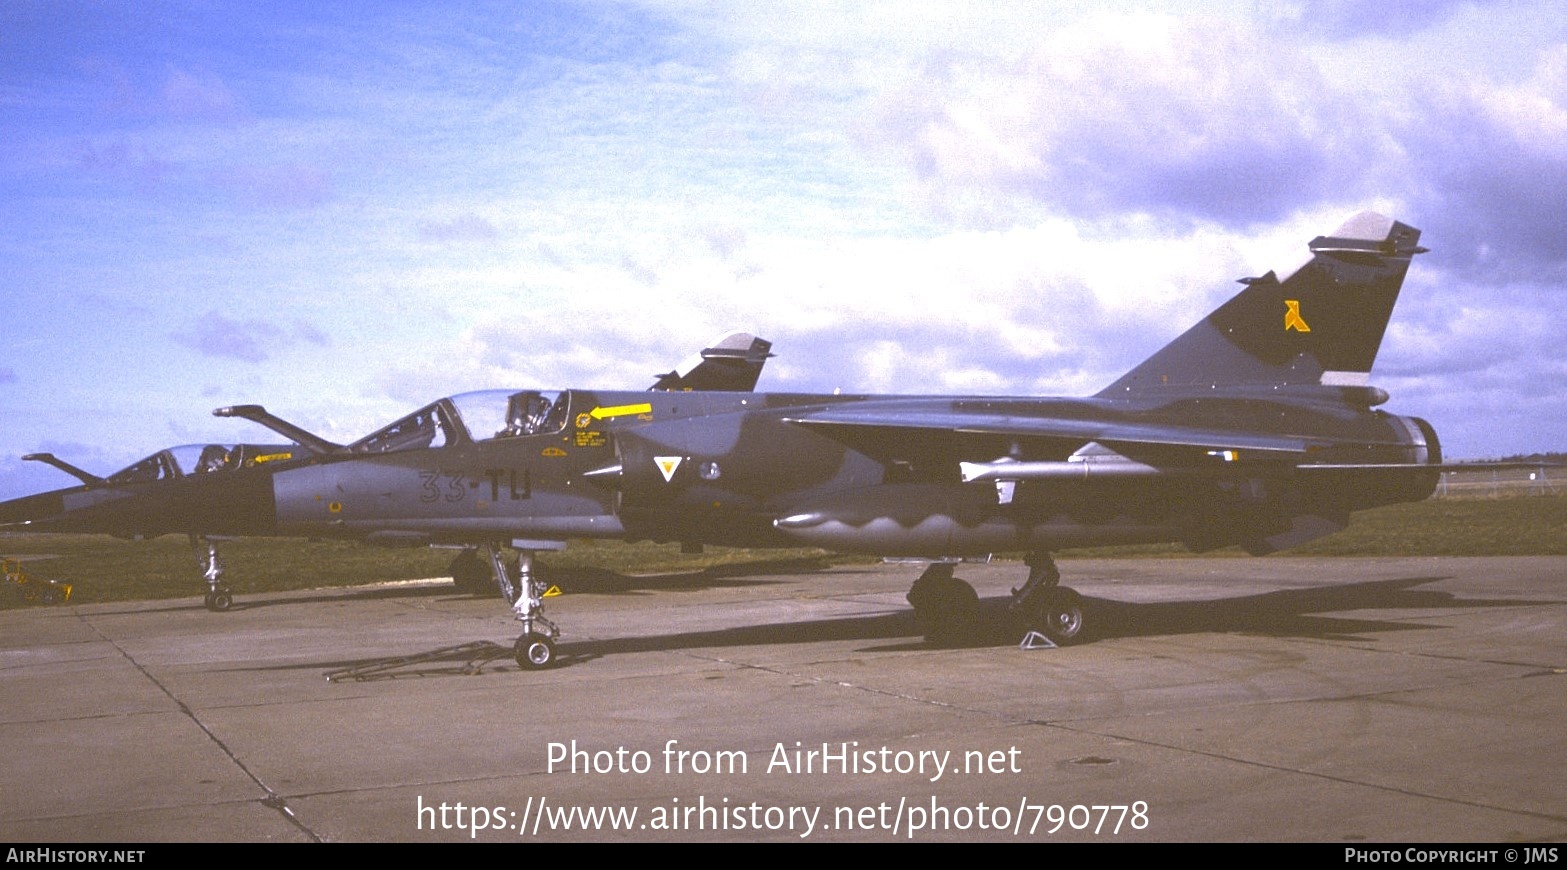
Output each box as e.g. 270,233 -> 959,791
1009,552 -> 1087,646
904,551 -> 1089,647
192,535 -> 234,612
483,544 -> 561,670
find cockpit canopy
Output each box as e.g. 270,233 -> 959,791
104,392 -> 572,480
347,390 -> 570,454
106,444 -> 298,484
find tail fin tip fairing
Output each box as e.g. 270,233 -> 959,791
650,331 -> 775,392
1098,211 -> 1425,398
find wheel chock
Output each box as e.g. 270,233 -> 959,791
1019,630 -> 1057,650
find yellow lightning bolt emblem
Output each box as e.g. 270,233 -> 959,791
1284,299 -> 1310,333
590,403 -> 653,420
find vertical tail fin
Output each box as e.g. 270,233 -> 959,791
1097,212 -> 1425,397
650,331 -> 775,392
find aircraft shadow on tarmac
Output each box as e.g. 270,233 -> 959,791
279,572 -> 1545,680
527,556 -> 850,596
104,556 -> 846,616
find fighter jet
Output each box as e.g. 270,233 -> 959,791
1,444 -> 303,609
0,332 -> 772,610
6,214 -> 1444,671
104,209 -> 1427,670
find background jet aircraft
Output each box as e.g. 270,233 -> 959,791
0,444 -> 302,611
5,214 -> 1446,672
649,331 -> 773,392
0,332 -> 771,611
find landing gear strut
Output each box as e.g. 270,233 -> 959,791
1009,551 -> 1087,645
906,562 -> 979,644
484,544 -> 560,669
192,535 -> 234,612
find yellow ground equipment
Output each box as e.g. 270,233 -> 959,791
3,557 -> 72,605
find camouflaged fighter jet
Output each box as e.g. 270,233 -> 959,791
7,214 -> 1444,671
3,444 -> 304,610
0,332 -> 773,612
146,210 -> 1434,669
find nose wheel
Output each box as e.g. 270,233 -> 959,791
204,588 -> 234,612
192,536 -> 235,612
515,632 -> 557,669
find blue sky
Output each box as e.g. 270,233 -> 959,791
3,0 -> 1565,499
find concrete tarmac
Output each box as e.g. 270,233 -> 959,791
1,556 -> 1564,843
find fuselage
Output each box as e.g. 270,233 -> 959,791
4,212 -> 1444,563
35,385 -> 1425,560
1,382 -> 1440,560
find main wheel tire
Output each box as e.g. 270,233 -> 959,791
1037,587 -> 1087,645
205,589 -> 234,613
515,632 -> 557,670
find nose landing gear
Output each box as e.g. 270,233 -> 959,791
483,543 -> 563,669
193,536 -> 234,612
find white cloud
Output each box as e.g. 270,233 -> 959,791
863,13 -> 1383,226
1401,47 -> 1567,278
5,0 -> 1567,504
171,314 -> 330,363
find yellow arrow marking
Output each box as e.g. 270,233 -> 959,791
543,585 -> 563,598
591,403 -> 653,420
1284,299 -> 1310,333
